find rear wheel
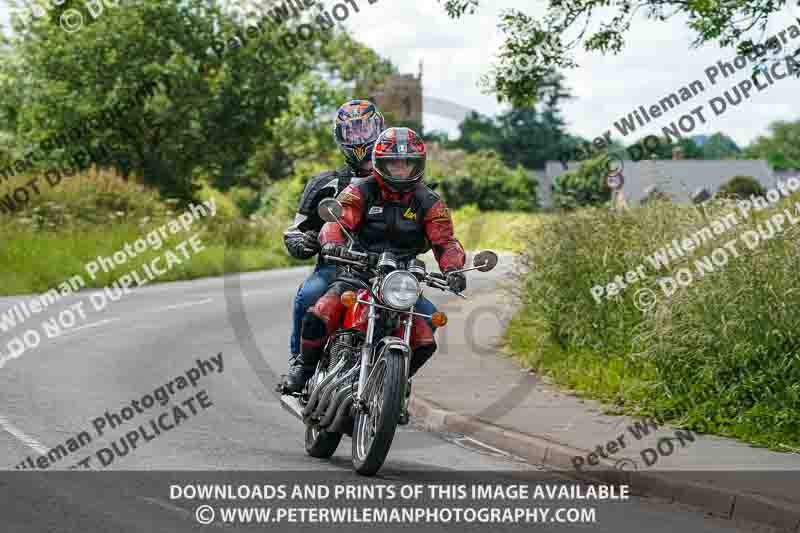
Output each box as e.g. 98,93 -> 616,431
352,351 -> 405,476
305,423 -> 342,458
304,359 -> 343,458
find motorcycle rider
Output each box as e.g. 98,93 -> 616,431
281,103 -> 441,394
281,100 -> 384,391
295,127 -> 467,408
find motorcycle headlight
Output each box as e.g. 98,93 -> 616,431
380,271 -> 421,310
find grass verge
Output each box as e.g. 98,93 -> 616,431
0,170 -> 302,296
507,197 -> 800,451
452,205 -> 546,253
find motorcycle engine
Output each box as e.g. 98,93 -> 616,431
328,333 -> 355,372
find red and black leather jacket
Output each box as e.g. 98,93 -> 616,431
319,176 -> 465,272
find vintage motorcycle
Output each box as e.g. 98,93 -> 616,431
279,198 -> 498,476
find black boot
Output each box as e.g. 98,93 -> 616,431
399,378 -> 412,425
399,344 -> 436,424
282,351 -> 318,394
282,312 -> 327,394
409,343 -> 436,378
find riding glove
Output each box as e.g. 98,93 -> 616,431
284,230 -> 320,259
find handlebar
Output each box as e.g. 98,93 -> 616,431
321,251 -> 465,297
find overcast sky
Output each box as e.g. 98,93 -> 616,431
341,0 -> 800,148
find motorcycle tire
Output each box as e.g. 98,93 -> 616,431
305,422 -> 342,458
351,350 -> 405,476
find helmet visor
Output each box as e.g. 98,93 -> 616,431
335,118 -> 382,146
375,156 -> 425,182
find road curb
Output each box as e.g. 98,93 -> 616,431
409,395 -> 800,533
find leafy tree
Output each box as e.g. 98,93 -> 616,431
626,132 -> 742,160
451,111 -> 502,154
551,154 -> 611,208
701,133 -> 741,159
245,34 -> 394,189
717,176 -> 767,199
497,107 -> 567,169
450,71 -> 574,169
628,136 -> 703,160
428,149 -> 538,211
244,73 -> 343,189
0,0 -> 392,202
745,120 -> 800,171
423,129 -> 454,146
0,0 -> 318,201
439,0 -> 800,104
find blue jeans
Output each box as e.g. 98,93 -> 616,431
289,264 -> 439,355
290,263 -> 337,356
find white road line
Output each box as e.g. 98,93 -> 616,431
48,318 -> 122,340
139,497 -> 191,516
1,299 -> 212,355
0,414 -> 48,456
139,497 -> 228,528
458,436 -> 511,457
149,298 -> 213,313
46,299 -> 211,339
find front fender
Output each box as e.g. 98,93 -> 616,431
362,336 -> 411,399
374,336 -> 410,359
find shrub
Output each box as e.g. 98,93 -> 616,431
0,167 -> 170,226
0,169 -> 300,296
717,175 -> 766,199
230,186 -> 261,217
428,149 -> 538,211
197,182 -> 240,221
551,155 -> 612,208
256,159 -> 334,219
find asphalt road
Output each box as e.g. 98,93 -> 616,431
0,259 -> 747,532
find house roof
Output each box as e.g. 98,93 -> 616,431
543,159 -> 776,206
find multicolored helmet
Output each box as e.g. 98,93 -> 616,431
372,127 -> 426,193
333,100 -> 384,174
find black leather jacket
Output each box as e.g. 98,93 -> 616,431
283,166 -> 355,260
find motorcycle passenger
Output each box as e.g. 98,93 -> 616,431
281,100 -> 384,392
295,127 -> 467,402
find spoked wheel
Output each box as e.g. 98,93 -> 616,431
305,422 -> 342,458
304,360 -> 342,458
352,353 -> 405,476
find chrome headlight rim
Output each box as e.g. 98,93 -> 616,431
380,270 -> 421,310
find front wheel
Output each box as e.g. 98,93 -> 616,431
352,352 -> 406,476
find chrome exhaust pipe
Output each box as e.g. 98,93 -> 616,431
302,358 -> 347,417
319,384 -> 353,428
313,365 -> 359,419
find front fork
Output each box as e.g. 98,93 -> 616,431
355,304 -> 415,409
356,303 -> 378,404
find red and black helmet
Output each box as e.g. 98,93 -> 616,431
333,100 -> 384,175
372,127 -> 426,193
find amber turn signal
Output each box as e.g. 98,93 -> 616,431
341,291 -> 357,308
431,312 -> 448,328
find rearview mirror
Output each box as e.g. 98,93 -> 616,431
473,251 -> 498,272
318,198 -> 343,223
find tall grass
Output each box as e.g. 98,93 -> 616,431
0,169 -> 301,296
509,197 -> 800,449
452,205 -> 546,253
